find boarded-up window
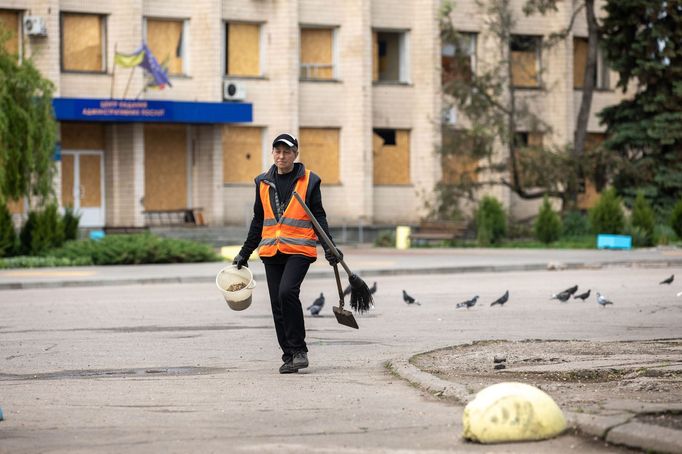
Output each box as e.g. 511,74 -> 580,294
61,154 -> 75,208
373,31 -> 408,82
510,35 -> 540,88
578,133 -> 607,209
373,129 -> 410,185
442,32 -> 476,86
146,18 -> 185,76
299,128 -> 340,184
61,13 -> 105,72
0,10 -> 20,57
226,22 -> 260,76
300,28 -> 333,80
440,130 -> 478,184
6,198 -> 24,214
61,123 -> 105,150
144,124 -> 187,210
515,131 -> 544,187
573,37 -> 609,90
222,126 -> 262,183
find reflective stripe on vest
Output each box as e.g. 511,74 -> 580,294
258,169 -> 318,258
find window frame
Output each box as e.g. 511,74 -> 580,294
143,16 -> 190,77
299,25 -> 339,82
510,34 -> 542,89
441,31 -> 477,84
223,20 -> 265,79
373,29 -> 411,84
60,12 -> 107,74
573,36 -> 610,91
0,9 -> 23,61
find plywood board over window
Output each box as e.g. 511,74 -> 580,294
147,19 -> 184,75
0,10 -> 20,56
440,130 -> 478,184
511,35 -> 539,88
61,123 -> 105,150
62,13 -> 104,72
300,28 -> 333,80
299,128 -> 340,184
373,129 -> 410,185
226,23 -> 260,76
222,126 -> 262,183
573,37 -> 588,88
144,124 -> 187,210
61,154 -> 75,208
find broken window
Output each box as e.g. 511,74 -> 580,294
300,27 -> 335,80
146,18 -> 187,76
573,37 -> 609,90
61,13 -> 106,72
222,126 -> 263,184
0,9 -> 21,58
510,35 -> 541,88
225,22 -> 261,77
373,128 -> 410,185
373,30 -> 409,83
299,128 -> 340,184
442,32 -> 476,86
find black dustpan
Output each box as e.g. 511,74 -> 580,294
332,264 -> 358,329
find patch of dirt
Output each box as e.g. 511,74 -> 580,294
411,339 -> 682,413
634,412 -> 682,430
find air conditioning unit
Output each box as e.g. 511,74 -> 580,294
23,16 -> 47,37
223,80 -> 246,101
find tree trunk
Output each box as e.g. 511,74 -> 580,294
571,0 -> 598,209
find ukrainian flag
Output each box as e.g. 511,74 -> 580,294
114,48 -> 145,68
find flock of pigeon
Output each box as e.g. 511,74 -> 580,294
306,274 -> 678,316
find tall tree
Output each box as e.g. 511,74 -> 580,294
0,27 -> 58,206
599,0 -> 682,215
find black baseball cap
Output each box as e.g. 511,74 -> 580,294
272,133 -> 298,148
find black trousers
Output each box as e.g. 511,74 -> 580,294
264,254 -> 312,361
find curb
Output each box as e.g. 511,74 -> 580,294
2,258 -> 682,290
386,355 -> 682,454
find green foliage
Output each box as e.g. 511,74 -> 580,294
534,196 -> 562,244
0,255 -> 92,269
48,233 -> 221,265
562,211 -> 591,237
62,207 -> 80,241
589,188 -> 625,234
0,203 -> 18,257
654,224 -> 678,246
476,196 -> 507,245
671,199 -> 682,238
373,230 -> 396,248
630,191 -> 655,246
0,27 -> 58,203
599,0 -> 682,215
19,205 -> 65,255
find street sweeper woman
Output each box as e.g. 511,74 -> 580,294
232,133 -> 342,374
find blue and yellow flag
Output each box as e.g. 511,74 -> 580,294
114,48 -> 145,68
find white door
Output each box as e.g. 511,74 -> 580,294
61,151 -> 105,228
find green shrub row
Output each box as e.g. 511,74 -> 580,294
0,255 -> 92,269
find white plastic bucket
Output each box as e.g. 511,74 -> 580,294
215,265 -> 257,311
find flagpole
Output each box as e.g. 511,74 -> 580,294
110,43 -> 117,99
122,66 -> 135,99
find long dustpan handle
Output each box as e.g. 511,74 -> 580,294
292,191 -> 353,276
332,264 -> 346,309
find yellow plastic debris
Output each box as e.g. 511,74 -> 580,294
462,382 -> 566,443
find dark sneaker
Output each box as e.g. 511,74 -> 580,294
279,360 -> 298,374
292,351 -> 309,369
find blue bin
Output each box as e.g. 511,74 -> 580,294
597,234 -> 632,249
89,230 -> 106,241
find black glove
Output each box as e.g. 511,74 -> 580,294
232,254 -> 248,269
324,248 -> 342,266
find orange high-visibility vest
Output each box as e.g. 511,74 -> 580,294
258,169 -> 318,258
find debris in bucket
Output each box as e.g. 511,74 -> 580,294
227,282 -> 247,292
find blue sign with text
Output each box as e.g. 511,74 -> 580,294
53,98 -> 252,124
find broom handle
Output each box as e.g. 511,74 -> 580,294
292,191 -> 353,276
332,264 -> 346,309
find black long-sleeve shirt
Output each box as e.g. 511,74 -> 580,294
239,163 -> 333,264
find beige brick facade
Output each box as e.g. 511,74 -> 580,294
0,0 -> 625,227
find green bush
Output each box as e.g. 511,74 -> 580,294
562,211 -> 591,237
589,188 -> 625,234
0,203 -> 18,257
630,191 -> 655,246
671,199 -> 682,238
534,196 -> 562,244
476,196 -> 507,245
626,225 -> 650,248
19,211 -> 38,255
654,224 -> 678,245
62,207 -> 80,241
20,204 -> 65,255
48,233 -> 221,265
0,255 -> 92,269
374,230 -> 396,247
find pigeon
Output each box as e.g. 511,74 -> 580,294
660,274 -> 674,285
596,292 -> 614,308
306,292 -> 325,316
369,282 -> 377,295
574,289 -> 591,300
343,284 -> 352,297
490,290 -> 509,307
402,290 -> 420,305
456,295 -> 479,309
551,285 -> 578,302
